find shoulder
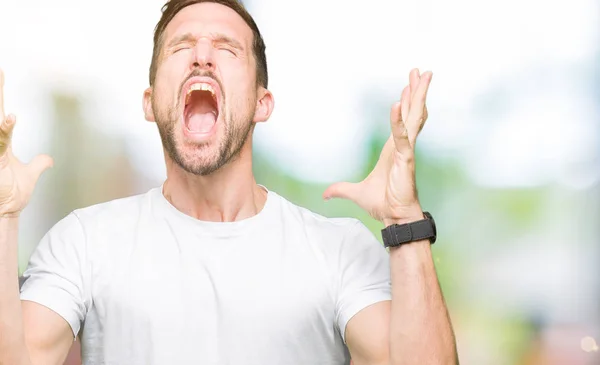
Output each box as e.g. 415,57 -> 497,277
271,191 -> 362,234
269,191 -> 379,249
36,188 -> 160,257
70,188 -> 157,227
40,188 -> 159,242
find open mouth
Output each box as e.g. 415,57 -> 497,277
183,82 -> 219,134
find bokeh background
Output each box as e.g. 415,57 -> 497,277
1,0 -> 599,364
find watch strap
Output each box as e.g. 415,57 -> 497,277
381,212 -> 436,248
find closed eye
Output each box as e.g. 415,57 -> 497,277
218,46 -> 236,55
174,45 -> 191,53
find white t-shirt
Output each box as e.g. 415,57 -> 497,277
20,186 -> 391,365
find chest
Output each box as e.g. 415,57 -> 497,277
88,229 -> 336,342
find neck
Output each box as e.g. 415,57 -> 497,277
162,142 -> 266,222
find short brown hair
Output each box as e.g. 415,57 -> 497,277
149,0 -> 268,88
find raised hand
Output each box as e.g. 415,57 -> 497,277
0,69 -> 53,218
323,68 -> 432,225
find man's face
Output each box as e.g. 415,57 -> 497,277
145,2 -> 270,176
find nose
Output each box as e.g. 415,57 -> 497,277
191,39 -> 215,71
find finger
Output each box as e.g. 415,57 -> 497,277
400,85 -> 410,127
409,68 -> 420,100
323,181 -> 361,201
0,69 -> 5,120
0,114 -> 16,155
27,154 -> 54,183
407,71 -> 433,137
390,101 -> 411,154
419,105 -> 429,134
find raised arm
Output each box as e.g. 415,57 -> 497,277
0,69 -> 74,365
324,69 -> 458,364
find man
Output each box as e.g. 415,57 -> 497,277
0,0 -> 458,364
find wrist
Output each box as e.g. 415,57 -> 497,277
0,215 -> 20,232
383,206 -> 424,226
381,209 -> 437,249
389,238 -> 432,255
0,213 -> 20,220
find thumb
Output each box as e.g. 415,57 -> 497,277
323,181 -> 361,201
27,154 -> 54,182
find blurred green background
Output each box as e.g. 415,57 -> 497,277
1,0 -> 599,364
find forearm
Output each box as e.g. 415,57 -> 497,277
0,217 -> 32,365
388,237 -> 458,365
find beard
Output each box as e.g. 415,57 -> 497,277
153,93 -> 255,176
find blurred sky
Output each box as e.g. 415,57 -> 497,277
0,0 -> 598,187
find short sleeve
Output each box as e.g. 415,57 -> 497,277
335,221 -> 391,343
20,212 -> 90,337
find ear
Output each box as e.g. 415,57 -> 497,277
143,87 -> 155,122
253,87 -> 274,123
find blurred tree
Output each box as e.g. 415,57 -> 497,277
43,92 -> 138,219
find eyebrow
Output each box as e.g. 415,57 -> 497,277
166,33 -> 197,49
211,33 -> 245,51
165,32 -> 245,51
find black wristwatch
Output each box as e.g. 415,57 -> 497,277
381,212 -> 437,248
